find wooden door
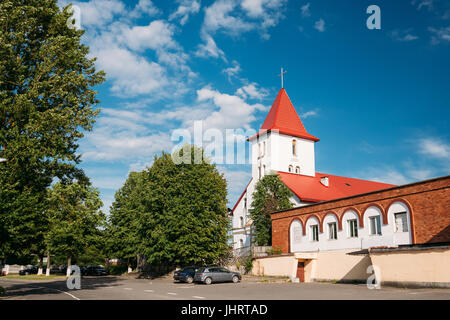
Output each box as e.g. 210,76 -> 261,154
297,261 -> 305,282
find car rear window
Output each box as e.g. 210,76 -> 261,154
197,267 -> 207,272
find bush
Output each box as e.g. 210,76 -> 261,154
105,264 -> 128,275
244,257 -> 253,274
267,246 -> 282,255
0,286 -> 5,296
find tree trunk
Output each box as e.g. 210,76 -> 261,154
67,256 -> 72,277
45,251 -> 51,276
37,256 -> 43,275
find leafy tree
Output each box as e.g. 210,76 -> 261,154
106,171 -> 146,271
249,174 -> 293,246
0,0 -> 105,259
45,182 -> 105,275
138,146 -> 230,267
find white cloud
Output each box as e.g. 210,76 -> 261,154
169,0 -> 201,25
300,109 -> 319,119
196,0 -> 287,56
59,0 -> 125,28
390,29 -> 419,42
94,47 -> 168,97
411,0 -> 434,11
195,33 -> 227,61
235,83 -> 268,100
301,2 -> 311,17
428,26 -> 450,44
118,20 -> 178,52
417,138 -> 450,159
314,18 -> 325,32
129,0 -> 161,18
222,60 -> 242,82
196,86 -> 267,131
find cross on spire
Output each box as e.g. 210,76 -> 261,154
277,67 -> 287,88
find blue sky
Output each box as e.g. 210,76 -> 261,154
58,0 -> 450,213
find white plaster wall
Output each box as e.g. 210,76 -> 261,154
289,204 -> 413,253
270,132 -> 315,176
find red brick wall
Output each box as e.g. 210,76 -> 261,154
272,176 -> 450,253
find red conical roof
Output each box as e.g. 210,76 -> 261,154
249,88 -> 319,142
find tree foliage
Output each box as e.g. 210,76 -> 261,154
107,146 -> 231,267
0,0 -> 105,258
106,171 -> 145,268
249,174 -> 293,246
45,182 -> 106,263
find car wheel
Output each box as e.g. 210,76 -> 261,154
232,275 -> 239,283
204,277 -> 212,285
186,276 -> 193,284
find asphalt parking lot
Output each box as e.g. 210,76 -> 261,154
1,275 -> 449,300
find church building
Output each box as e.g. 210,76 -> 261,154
230,88 -> 396,252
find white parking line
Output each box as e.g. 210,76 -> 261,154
144,290 -> 154,292
123,288 -> 133,290
192,296 -> 205,299
167,292 -> 177,295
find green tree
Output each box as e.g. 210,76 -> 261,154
45,182 -> 105,276
249,174 -> 293,246
0,0 -> 105,259
106,171 -> 146,271
138,146 -> 230,267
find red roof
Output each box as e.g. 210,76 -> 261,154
277,171 -> 396,203
248,88 -> 319,142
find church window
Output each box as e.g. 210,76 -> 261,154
288,165 -> 293,173
258,166 -> 261,179
394,212 -> 408,232
258,143 -> 261,158
348,219 -> 358,238
240,217 -> 244,228
328,222 -> 337,240
263,165 -> 266,176
369,216 -> 382,235
239,239 -> 244,248
310,225 -> 319,242
292,140 -> 297,156
263,141 -> 266,156
295,166 -> 300,174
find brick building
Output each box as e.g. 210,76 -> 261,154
272,175 -> 450,253
249,175 -> 450,287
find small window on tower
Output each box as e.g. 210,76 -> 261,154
292,140 -> 297,156
295,166 -> 300,174
288,165 -> 293,173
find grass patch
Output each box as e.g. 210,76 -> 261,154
3,275 -> 66,280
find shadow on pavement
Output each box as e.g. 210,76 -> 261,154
0,276 -> 123,299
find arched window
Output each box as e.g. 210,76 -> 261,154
258,166 -> 261,179
263,141 -> 266,156
258,143 -> 261,158
292,139 -> 297,156
288,165 -> 293,173
263,165 -> 266,175
240,217 -> 244,228
295,166 -> 300,174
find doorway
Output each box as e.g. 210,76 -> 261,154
297,261 -> 305,282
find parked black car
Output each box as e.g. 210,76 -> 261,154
19,266 -> 46,275
173,266 -> 201,283
84,266 -> 109,276
194,266 -> 241,285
